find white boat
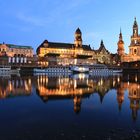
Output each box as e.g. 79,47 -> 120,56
112,69 -> 123,73
70,65 -> 89,73
89,64 -> 113,75
0,66 -> 20,74
33,66 -> 72,74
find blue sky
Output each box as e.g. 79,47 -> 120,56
0,0 -> 140,54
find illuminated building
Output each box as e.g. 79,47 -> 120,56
36,28 -> 111,66
95,40 -> 111,64
117,29 -> 125,56
0,43 -> 33,57
119,18 -> 140,62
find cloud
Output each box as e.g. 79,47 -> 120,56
15,0 -> 93,27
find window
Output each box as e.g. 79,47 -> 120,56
134,49 -> 137,54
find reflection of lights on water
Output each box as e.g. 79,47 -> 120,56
37,78 -> 39,85
24,81 -> 29,91
117,77 -> 120,83
41,76 -> 43,83
98,81 -> 100,86
128,81 -> 129,85
79,73 -> 86,79
43,77 -> 45,83
113,79 -> 116,87
86,79 -> 88,85
135,75 -> 137,82
98,78 -> 103,86
100,78 -> 103,86
9,81 -> 12,91
74,79 -> 77,89
28,78 -> 31,85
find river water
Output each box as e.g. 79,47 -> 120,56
0,73 -> 140,140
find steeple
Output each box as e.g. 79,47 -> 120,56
74,27 -> 82,47
133,17 -> 138,27
100,40 -> 104,46
119,28 -> 123,41
117,29 -> 124,56
133,17 -> 138,36
75,27 -> 81,34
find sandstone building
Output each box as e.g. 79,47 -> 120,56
36,28 -> 111,66
0,43 -> 33,57
118,18 -> 140,62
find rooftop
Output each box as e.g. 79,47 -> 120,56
38,41 -> 92,51
6,44 -> 33,49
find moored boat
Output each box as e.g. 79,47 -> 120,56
89,64 -> 113,75
70,65 -> 89,73
0,66 -> 20,74
33,66 -> 72,74
112,69 -> 123,73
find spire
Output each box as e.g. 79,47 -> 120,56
100,40 -> 104,46
119,28 -> 123,41
133,17 -> 138,27
133,17 -> 138,36
75,27 -> 81,34
117,29 -> 124,56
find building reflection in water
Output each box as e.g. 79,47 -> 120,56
36,74 -> 95,114
0,73 -> 140,120
121,73 -> 140,121
126,74 -> 140,121
36,74 -> 115,113
0,76 -> 32,99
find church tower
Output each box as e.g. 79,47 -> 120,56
74,28 -> 82,47
129,17 -> 140,56
133,17 -> 138,37
117,29 -> 124,56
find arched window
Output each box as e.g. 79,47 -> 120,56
134,49 -> 137,54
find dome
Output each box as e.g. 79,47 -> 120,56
44,40 -> 49,43
43,40 -> 49,47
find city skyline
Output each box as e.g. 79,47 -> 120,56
1,0 -> 140,53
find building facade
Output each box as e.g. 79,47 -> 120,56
95,40 -> 111,64
0,43 -> 33,57
36,28 -> 111,66
119,18 -> 140,62
0,43 -> 34,65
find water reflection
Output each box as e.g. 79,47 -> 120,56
0,76 -> 32,99
0,73 -> 140,121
